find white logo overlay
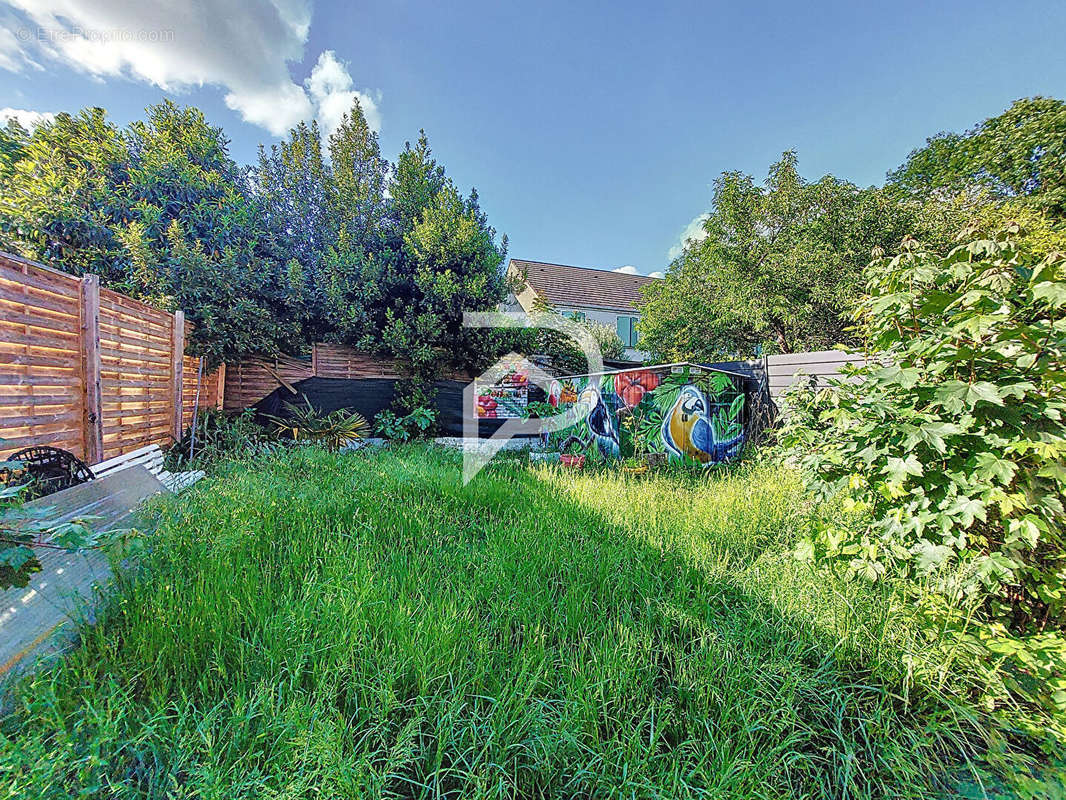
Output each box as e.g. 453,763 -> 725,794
461,311 -> 604,484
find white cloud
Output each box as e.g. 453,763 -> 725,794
0,25 -> 29,72
648,271 -> 664,279
613,265 -> 639,275
306,50 -> 381,139
667,212 -> 710,261
0,1 -> 381,139
1,0 -> 313,135
225,80 -> 311,135
0,107 -> 55,129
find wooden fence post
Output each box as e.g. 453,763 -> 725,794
215,363 -> 226,409
79,275 -> 103,464
171,310 -> 185,439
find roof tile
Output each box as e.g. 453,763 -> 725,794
509,259 -> 659,312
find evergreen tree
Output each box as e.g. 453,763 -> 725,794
329,99 -> 388,251
253,119 -> 337,341
329,130 -> 508,393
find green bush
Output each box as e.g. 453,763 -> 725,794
373,406 -> 437,441
165,408 -> 273,470
783,225 -> 1066,745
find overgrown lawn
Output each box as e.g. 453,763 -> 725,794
0,446 -> 1012,797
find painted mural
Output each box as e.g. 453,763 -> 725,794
547,365 -> 745,465
475,356 -> 530,419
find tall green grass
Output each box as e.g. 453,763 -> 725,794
0,446 -> 1009,797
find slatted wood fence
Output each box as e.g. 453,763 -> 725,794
0,252 -> 221,463
311,343 -> 400,380
222,354 -> 313,411
763,350 -> 868,402
221,344 -> 402,410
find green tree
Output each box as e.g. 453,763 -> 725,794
0,102 -> 304,366
319,102 -> 391,347
888,96 -> 1066,218
252,120 -> 337,341
117,101 -> 305,364
390,131 -> 447,233
0,107 -> 130,278
329,100 -> 388,251
328,132 -> 508,395
0,121 -> 30,253
640,152 -> 921,359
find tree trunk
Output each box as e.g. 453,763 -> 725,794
771,321 -> 791,354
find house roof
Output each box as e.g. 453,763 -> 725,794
509,259 -> 659,312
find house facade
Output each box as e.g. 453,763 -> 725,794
504,259 -> 660,361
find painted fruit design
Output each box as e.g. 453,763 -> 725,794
613,370 -> 661,407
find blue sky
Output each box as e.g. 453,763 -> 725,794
1,1 -> 1064,276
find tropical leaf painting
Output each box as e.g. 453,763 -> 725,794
553,366 -> 745,463
709,392 -> 745,442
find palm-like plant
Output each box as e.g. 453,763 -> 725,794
267,396 -> 369,451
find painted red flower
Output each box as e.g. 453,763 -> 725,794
548,380 -> 577,408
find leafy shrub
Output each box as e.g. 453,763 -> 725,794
784,225 -> 1066,742
521,400 -> 557,420
165,408 -> 273,470
374,407 -> 437,441
267,396 -> 369,450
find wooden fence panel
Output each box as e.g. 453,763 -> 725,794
0,251 -> 221,462
222,355 -> 313,411
222,346 -> 408,410
312,343 -> 399,379
0,254 -> 85,457
180,321 -> 220,432
97,287 -> 177,459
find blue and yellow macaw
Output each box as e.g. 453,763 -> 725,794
661,385 -> 744,463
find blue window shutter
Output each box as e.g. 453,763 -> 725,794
631,317 -> 639,346
616,316 -> 630,343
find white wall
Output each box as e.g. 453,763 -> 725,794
503,285 -> 650,362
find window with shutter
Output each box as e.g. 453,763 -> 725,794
616,316 -> 639,347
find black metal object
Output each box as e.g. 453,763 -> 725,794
0,446 -> 95,499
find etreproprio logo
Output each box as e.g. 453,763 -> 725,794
461,311 -> 604,484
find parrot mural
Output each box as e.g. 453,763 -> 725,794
661,385 -> 744,463
551,368 -> 745,465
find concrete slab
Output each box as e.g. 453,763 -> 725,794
0,466 -> 166,680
